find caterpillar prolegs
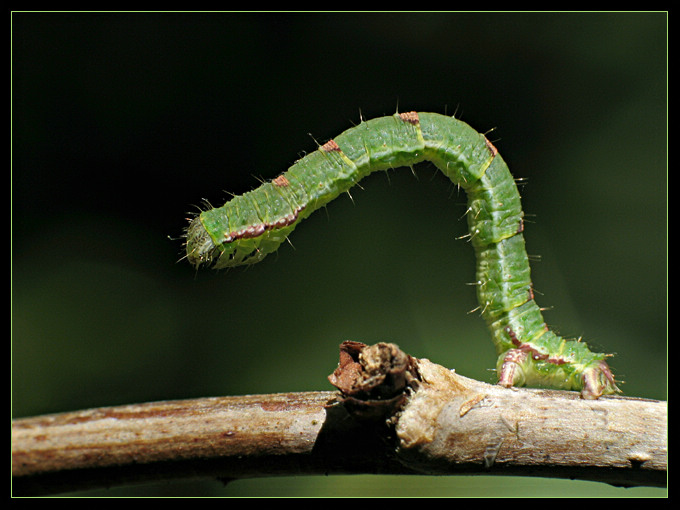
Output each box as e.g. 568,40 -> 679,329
185,112 -> 619,399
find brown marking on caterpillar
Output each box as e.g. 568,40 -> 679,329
517,218 -> 524,233
224,223 -> 266,241
399,111 -> 420,125
504,326 -> 569,366
521,343 -> 568,365
321,139 -> 341,152
272,175 -> 290,187
223,206 -> 306,243
484,136 -> 499,157
504,326 -> 521,347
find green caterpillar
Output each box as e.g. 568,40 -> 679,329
185,111 -> 619,399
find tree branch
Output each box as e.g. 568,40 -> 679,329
12,342 -> 666,495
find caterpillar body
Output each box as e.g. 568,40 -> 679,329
185,111 -> 619,399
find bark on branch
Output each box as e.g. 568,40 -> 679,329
12,342 -> 667,495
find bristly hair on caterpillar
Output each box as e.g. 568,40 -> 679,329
183,111 -> 620,399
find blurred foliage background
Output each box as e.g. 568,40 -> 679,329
12,12 -> 666,496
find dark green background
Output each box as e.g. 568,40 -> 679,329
12,12 -> 666,496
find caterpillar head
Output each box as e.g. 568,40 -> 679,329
185,215 -> 221,269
